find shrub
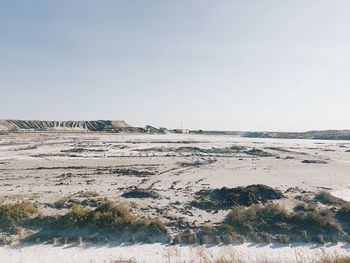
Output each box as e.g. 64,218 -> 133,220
224,203 -> 340,239
346,234 -> 350,243
331,235 -> 338,244
319,256 -> 350,263
238,235 -> 245,244
53,199 -> 167,242
188,234 -> 195,244
266,234 -> 272,244
337,204 -> 350,220
0,201 -> 38,231
282,234 -> 289,244
172,235 -> 181,244
253,233 -> 261,243
315,191 -> 347,206
301,230 -> 308,242
290,208 -> 339,234
214,235 -> 221,244
52,237 -> 58,244
90,199 -> 135,227
60,205 -> 92,228
223,234 -> 233,244
200,235 -> 209,245
294,203 -> 317,212
183,233 -> 195,244
317,234 -> 325,244
225,203 -> 288,235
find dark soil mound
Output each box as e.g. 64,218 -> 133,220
115,168 -> 156,177
244,149 -> 273,157
177,159 -> 216,167
302,159 -> 327,164
122,188 -> 160,199
191,184 -> 283,211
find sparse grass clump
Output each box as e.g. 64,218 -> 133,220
290,207 -> 339,235
315,191 -> 347,206
215,235 -> 222,244
200,234 -> 209,245
0,201 -> 38,231
58,199 -> 136,228
60,205 -> 92,228
223,203 -> 340,241
76,190 -> 99,198
54,199 -> 167,242
90,199 -> 135,227
172,235 -> 181,244
337,204 -> 350,220
294,203 -> 318,212
301,230 -> 309,242
319,256 -> 350,263
225,203 -> 288,235
336,204 -> 350,234
182,232 -> 196,244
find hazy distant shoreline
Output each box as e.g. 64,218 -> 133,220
1,119 -> 350,140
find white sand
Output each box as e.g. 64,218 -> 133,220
332,189 -> 350,202
0,242 -> 349,263
1,133 -> 350,262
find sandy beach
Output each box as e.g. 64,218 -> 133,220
0,133 -> 350,262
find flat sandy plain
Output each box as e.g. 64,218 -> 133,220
0,133 -> 350,262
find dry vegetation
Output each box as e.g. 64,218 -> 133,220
0,188 -> 348,250
0,201 -> 38,233
0,199 -> 167,244
75,190 -> 99,198
337,205 -> 350,220
223,203 -> 341,242
1,192 -> 350,246
29,199 -> 168,243
315,191 -> 348,206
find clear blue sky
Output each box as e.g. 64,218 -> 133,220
1,1 -> 350,131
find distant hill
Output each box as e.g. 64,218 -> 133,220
242,130 -> 350,140
0,120 -> 130,132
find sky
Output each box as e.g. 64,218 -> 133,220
1,1 -> 350,131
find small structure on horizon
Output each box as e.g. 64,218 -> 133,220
172,121 -> 190,134
173,128 -> 190,134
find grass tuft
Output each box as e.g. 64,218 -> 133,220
315,191 -> 347,206
76,190 -> 99,198
0,201 -> 38,232
224,203 -> 340,240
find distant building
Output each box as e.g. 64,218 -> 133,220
173,129 -> 190,134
